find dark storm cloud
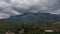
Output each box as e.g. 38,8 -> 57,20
0,0 -> 60,19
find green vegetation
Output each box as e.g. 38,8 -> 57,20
0,18 -> 60,34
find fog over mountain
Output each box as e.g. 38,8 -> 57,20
0,0 -> 60,19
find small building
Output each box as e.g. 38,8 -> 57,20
45,30 -> 54,32
45,30 -> 60,34
45,30 -> 54,34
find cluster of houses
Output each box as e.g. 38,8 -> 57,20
5,29 -> 60,34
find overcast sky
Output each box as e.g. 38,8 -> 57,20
0,0 -> 60,19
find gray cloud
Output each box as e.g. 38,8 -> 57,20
0,0 -> 60,19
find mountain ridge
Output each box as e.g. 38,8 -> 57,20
0,13 -> 60,24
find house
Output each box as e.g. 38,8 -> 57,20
44,30 -> 57,34
45,30 -> 54,32
45,30 -> 60,34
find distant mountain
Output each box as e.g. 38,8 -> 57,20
0,13 -> 60,24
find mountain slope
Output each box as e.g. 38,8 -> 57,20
1,13 -> 60,24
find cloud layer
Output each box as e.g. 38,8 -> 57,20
0,0 -> 60,19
